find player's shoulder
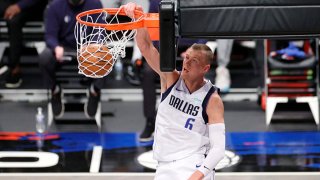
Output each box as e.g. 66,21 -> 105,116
162,71 -> 180,90
208,91 -> 223,107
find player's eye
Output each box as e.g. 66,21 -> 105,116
192,59 -> 198,64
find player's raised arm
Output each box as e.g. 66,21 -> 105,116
122,2 -> 179,90
123,3 -> 160,74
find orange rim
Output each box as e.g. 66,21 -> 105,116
76,8 -> 159,30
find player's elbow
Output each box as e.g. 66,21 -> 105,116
211,145 -> 225,163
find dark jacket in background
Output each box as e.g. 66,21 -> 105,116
45,0 -> 102,50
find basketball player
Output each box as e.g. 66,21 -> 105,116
124,3 -> 226,180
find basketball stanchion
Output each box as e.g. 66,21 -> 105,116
75,8 -> 159,78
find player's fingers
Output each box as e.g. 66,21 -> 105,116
121,4 -> 128,14
129,4 -> 136,18
123,3 -> 134,18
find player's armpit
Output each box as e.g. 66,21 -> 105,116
163,71 -> 179,88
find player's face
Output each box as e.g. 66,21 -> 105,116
181,48 -> 208,80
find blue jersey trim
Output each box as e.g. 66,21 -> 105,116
202,86 -> 219,124
160,77 -> 180,102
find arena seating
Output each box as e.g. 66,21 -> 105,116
0,20 -> 45,61
265,40 -> 319,125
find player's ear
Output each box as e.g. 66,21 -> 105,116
203,64 -> 210,73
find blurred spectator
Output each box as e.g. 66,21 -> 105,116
39,0 -> 104,118
0,0 -> 48,88
215,39 -> 234,93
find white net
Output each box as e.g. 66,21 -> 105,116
75,8 -> 141,78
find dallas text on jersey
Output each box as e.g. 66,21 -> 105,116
168,95 -> 200,116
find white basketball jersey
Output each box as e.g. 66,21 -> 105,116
153,77 -> 218,161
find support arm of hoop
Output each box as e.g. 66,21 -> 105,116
159,0 -> 175,71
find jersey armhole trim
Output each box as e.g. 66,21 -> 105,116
160,77 -> 180,102
201,86 -> 218,124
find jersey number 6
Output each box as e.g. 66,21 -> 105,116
185,118 -> 195,130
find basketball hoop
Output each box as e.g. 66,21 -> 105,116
75,8 -> 159,78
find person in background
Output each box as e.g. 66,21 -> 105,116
0,0 -> 48,88
39,0 -> 104,118
215,39 -> 234,93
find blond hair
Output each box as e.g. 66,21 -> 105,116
191,43 -> 213,65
